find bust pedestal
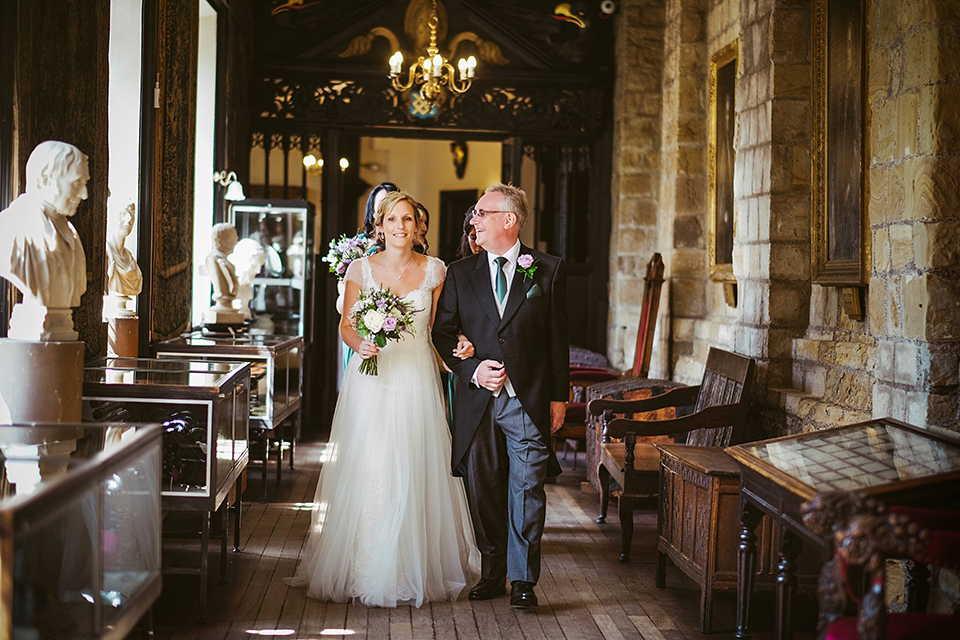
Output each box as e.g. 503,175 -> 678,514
203,308 -> 245,325
107,316 -> 139,357
0,339 -> 83,422
103,293 -> 139,357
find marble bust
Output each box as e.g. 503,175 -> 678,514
203,223 -> 244,325
228,238 -> 266,320
0,140 -> 89,341
104,202 -> 143,318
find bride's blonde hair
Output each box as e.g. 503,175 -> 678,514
374,191 -> 423,250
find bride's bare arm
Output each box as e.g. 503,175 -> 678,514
340,277 -> 379,358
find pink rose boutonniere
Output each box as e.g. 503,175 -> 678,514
517,254 -> 538,281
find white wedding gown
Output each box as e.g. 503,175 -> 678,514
287,256 -> 480,607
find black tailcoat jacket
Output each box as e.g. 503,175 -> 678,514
433,246 -> 570,476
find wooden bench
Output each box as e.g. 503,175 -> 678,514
587,347 -> 755,563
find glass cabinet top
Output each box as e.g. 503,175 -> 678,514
157,331 -> 300,350
83,358 -> 247,390
0,423 -> 159,500
87,357 -> 236,374
735,421 -> 960,492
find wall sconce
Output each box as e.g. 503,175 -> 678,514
213,170 -> 246,201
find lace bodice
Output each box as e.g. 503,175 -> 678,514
344,255 -> 446,346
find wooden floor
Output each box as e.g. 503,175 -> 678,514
151,441 -> 817,639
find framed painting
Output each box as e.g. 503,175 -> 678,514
812,0 -> 867,285
709,40 -> 738,294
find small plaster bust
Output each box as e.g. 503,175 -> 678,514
205,223 -> 240,312
105,202 -> 143,315
228,238 -> 266,319
0,140 -> 90,340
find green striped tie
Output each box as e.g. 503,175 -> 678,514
495,256 -> 507,303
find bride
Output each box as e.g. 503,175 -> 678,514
287,191 -> 480,607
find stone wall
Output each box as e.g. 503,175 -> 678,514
607,0 -> 668,375
866,0 -> 960,430
609,0 -> 958,436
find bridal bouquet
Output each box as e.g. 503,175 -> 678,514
349,287 -> 418,375
322,233 -> 370,280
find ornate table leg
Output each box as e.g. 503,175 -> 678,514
776,529 -> 802,640
736,501 -> 763,640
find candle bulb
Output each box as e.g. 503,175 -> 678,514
389,51 -> 403,76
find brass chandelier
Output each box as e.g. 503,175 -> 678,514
388,0 -> 476,109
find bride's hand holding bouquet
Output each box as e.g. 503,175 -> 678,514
349,287 -> 417,375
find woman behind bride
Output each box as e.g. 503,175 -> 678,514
287,191 -> 480,607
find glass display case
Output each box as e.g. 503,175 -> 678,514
81,357 -> 250,512
228,199 -> 314,338
153,332 -> 301,430
0,422 -> 162,640
153,332 -> 302,498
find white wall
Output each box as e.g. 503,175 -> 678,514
107,0 -> 144,273
191,0 -> 218,326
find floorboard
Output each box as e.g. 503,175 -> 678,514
150,441 -> 817,639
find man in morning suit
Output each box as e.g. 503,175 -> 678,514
433,182 -> 570,609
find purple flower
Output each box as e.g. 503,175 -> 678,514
376,299 -> 386,309
382,316 -> 398,331
516,254 -> 538,281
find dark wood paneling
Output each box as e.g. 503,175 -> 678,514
16,0 -> 110,359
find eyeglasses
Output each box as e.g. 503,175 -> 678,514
472,209 -> 512,219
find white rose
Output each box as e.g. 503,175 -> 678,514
362,309 -> 385,333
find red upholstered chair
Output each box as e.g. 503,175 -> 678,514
803,497 -> 960,640
553,368 -> 619,468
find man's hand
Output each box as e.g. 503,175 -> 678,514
549,401 -> 567,434
476,359 -> 506,392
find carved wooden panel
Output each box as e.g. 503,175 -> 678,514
150,0 -> 199,341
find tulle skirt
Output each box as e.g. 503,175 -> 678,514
287,336 -> 480,607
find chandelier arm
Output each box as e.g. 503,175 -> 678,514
391,65 -> 417,92
447,76 -> 472,95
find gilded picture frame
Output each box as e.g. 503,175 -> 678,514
708,40 -> 738,286
812,0 -> 868,285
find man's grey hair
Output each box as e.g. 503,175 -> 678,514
484,182 -> 529,229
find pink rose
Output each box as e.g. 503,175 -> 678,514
517,254 -> 534,269
382,316 -> 398,331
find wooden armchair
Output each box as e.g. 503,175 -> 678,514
587,347 -> 755,562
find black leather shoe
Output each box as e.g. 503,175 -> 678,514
510,581 -> 537,609
469,578 -> 506,600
